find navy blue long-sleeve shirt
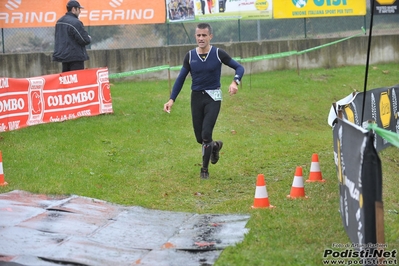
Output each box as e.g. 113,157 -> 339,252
170,46 -> 244,101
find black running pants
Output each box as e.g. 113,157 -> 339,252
191,90 -> 221,144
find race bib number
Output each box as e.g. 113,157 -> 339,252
205,89 -> 222,101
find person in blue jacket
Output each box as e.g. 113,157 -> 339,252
53,1 -> 91,72
163,23 -> 244,179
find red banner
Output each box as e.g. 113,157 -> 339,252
0,68 -> 113,132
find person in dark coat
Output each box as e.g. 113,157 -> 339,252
53,0 -> 91,72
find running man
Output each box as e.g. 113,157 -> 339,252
163,23 -> 245,179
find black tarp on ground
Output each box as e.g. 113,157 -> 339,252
0,190 -> 250,266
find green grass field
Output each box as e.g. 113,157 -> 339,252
1,64 -> 398,265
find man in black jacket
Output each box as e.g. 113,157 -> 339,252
53,1 -> 91,72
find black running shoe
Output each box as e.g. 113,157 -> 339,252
211,141 -> 223,164
200,168 -> 209,179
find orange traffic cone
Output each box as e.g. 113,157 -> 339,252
287,166 -> 308,199
251,174 -> 275,209
0,151 -> 8,186
306,153 -> 325,183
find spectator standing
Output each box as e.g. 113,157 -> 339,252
53,0 -> 91,72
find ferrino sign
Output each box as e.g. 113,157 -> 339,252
0,0 -> 166,28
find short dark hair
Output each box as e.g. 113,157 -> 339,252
197,23 -> 212,35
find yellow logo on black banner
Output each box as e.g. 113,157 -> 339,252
344,105 -> 355,124
376,0 -> 397,5
380,92 -> 391,128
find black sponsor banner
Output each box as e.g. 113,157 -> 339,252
333,118 -> 382,252
331,85 -> 399,152
374,1 -> 399,15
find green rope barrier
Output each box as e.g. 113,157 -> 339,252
109,65 -> 170,79
169,65 -> 182,71
367,122 -> 399,148
297,27 -> 366,55
108,27 -> 365,79
240,51 -> 298,63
